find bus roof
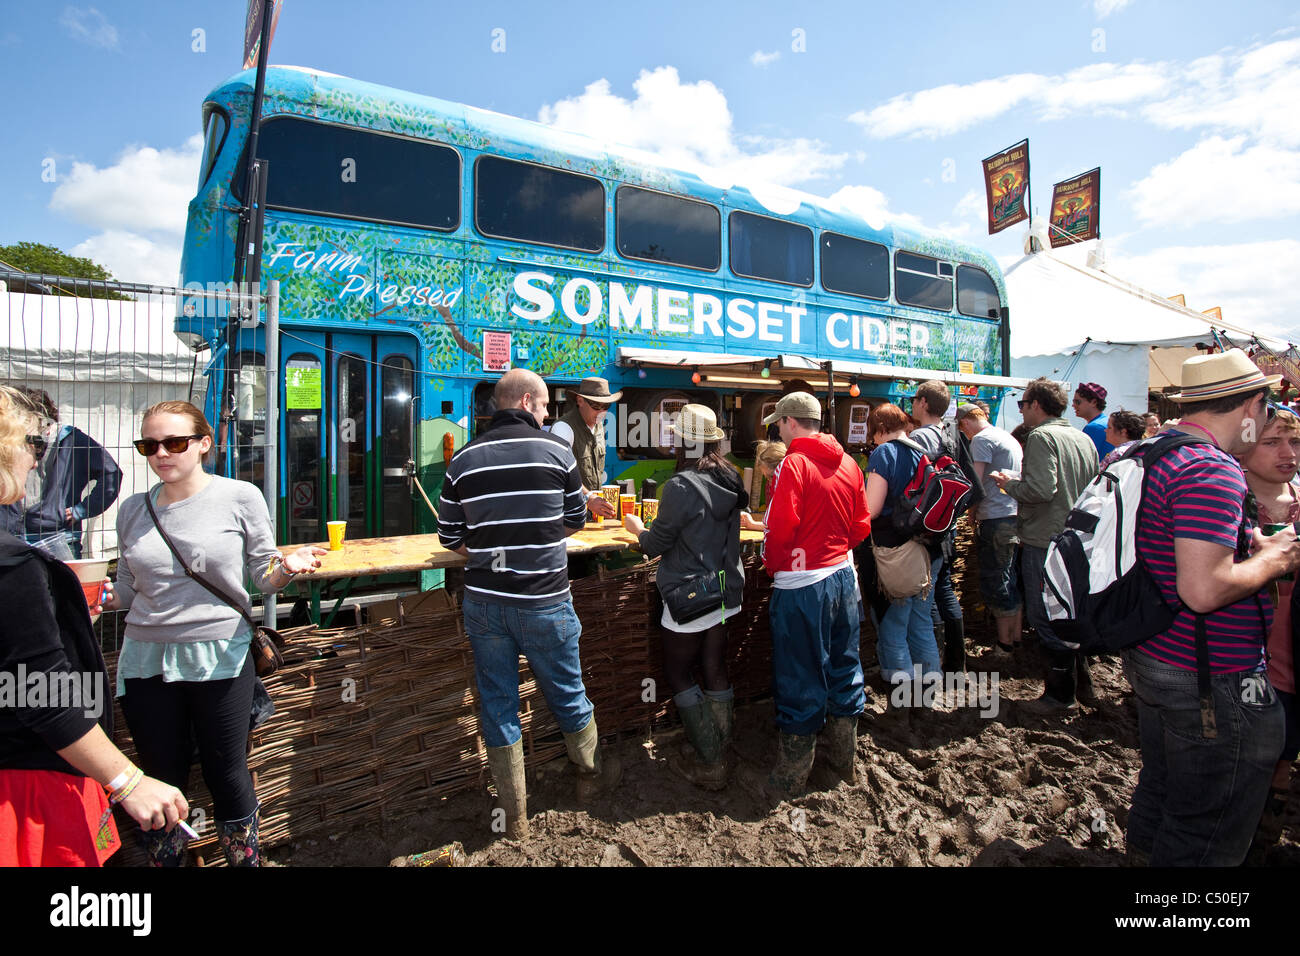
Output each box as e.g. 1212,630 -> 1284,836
205,66 -> 1006,292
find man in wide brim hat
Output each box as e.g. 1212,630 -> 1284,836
551,376 -> 624,516
1121,347 -> 1300,866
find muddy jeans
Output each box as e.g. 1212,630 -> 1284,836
1123,648 -> 1284,866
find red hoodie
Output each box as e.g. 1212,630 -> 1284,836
763,432 -> 871,576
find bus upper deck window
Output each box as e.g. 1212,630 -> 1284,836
894,251 -> 954,312
199,106 -> 229,188
475,155 -> 604,253
957,265 -> 1001,318
248,116 -> 460,231
820,232 -> 889,300
616,186 -> 720,271
729,211 -> 813,287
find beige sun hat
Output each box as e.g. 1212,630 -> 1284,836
670,404 -> 725,443
1168,348 -> 1281,403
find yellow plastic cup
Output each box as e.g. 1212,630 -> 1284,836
327,520 -> 347,550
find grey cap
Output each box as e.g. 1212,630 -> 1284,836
761,391 -> 821,425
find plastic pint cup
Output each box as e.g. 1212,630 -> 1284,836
65,558 -> 110,623
620,494 -> 637,518
601,484 -> 621,514
327,520 -> 347,550
641,498 -> 658,527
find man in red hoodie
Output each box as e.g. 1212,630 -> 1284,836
754,392 -> 872,797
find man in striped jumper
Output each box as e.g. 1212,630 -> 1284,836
438,368 -> 620,840
1125,349 -> 1300,865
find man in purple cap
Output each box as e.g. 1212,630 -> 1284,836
1072,382 -> 1114,459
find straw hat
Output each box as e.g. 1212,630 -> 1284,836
670,404 -> 725,443
1169,348 -> 1281,403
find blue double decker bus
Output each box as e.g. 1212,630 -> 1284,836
177,65 -> 1023,550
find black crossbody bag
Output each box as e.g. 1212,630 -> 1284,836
144,491 -> 285,677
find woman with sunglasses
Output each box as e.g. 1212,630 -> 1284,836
104,401 -> 325,866
1,385 -> 189,866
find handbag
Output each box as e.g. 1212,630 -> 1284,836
143,490 -> 286,677
872,537 -> 931,601
661,570 -> 726,625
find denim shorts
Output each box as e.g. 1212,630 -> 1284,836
975,516 -> 1020,616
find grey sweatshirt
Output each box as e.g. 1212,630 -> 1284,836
115,475 -> 282,643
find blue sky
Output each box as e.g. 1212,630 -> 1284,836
3,0 -> 1299,339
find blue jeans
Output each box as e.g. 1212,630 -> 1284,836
976,517 -> 1021,616
769,567 -> 864,735
875,556 -> 942,684
1020,544 -> 1070,650
928,542 -> 963,627
463,597 -> 594,749
1123,649 -> 1285,865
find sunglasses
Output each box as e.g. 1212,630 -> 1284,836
1017,400 -> 1026,411
134,434 -> 203,457
25,434 -> 48,458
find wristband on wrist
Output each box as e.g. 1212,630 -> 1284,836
109,766 -> 144,805
105,763 -> 135,793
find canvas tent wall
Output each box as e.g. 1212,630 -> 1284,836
1001,248 -> 1286,429
0,291 -> 204,559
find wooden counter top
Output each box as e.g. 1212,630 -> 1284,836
281,523 -> 764,582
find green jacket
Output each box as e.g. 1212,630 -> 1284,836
1003,417 -> 1099,548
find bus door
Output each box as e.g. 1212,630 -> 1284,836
278,332 -> 418,545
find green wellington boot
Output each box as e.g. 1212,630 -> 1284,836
563,717 -> 623,805
822,715 -> 859,785
485,739 -> 529,840
672,687 -> 727,790
703,686 -> 735,754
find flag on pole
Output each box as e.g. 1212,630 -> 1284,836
243,0 -> 283,69
1048,168 -> 1101,248
981,140 -> 1030,235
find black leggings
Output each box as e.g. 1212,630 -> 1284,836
663,624 -> 729,696
119,657 -> 257,822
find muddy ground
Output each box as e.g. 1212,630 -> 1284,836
278,639 -> 1300,867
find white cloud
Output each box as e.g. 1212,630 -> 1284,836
538,66 -> 847,188
71,230 -> 181,288
750,50 -> 780,68
1106,239 -> 1300,339
850,73 -> 1044,139
59,6 -> 118,50
1128,135 -> 1300,227
952,188 -> 986,221
48,135 -> 200,287
850,38 -> 1299,141
1093,0 -> 1133,18
49,135 -> 202,237
825,185 -> 924,231
1141,39 -> 1300,147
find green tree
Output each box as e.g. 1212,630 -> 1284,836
0,242 -> 129,299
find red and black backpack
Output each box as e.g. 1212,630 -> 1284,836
889,437 -> 976,539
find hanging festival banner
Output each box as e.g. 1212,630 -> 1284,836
243,0 -> 284,69
981,140 -> 1031,235
1048,167 -> 1101,248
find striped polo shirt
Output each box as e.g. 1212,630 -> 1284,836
438,408 -> 588,607
1135,440 -> 1270,672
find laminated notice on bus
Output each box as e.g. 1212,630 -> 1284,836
483,330 -> 512,372
285,365 -> 322,409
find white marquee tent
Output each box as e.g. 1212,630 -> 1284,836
0,291 -> 204,558
1002,244 -> 1289,430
